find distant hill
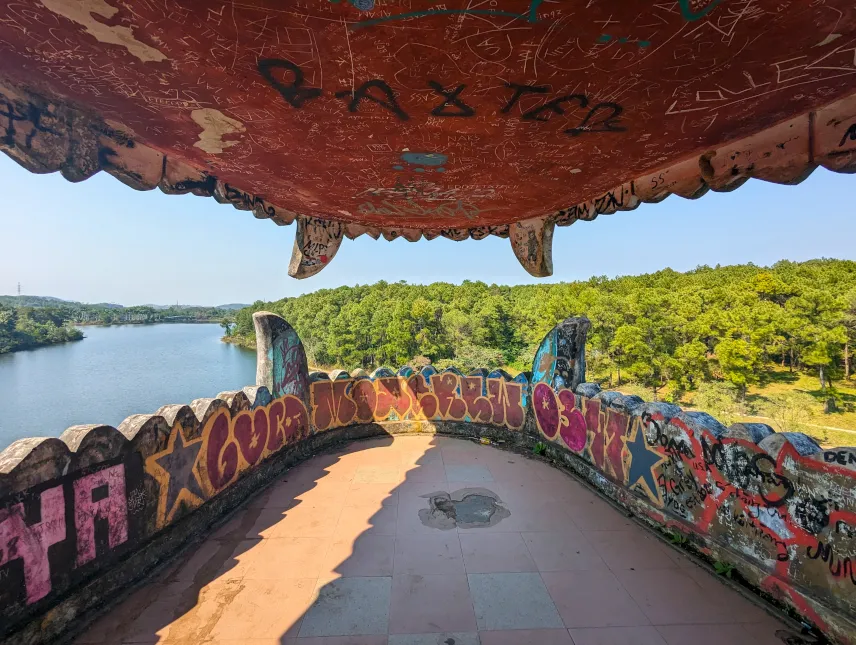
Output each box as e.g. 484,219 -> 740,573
0,295 -> 75,307
89,302 -> 124,309
1,296 -> 244,310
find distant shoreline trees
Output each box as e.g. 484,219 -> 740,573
0,305 -> 83,354
0,300 -> 235,354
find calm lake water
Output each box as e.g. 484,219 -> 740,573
0,324 -> 257,450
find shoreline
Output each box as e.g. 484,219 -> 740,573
75,320 -> 223,327
0,334 -> 84,356
221,335 -> 255,350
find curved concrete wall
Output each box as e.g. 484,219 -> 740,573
0,312 -> 854,644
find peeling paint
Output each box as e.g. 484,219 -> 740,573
190,109 -> 245,154
40,0 -> 167,63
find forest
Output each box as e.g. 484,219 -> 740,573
0,305 -> 83,353
226,259 -> 856,431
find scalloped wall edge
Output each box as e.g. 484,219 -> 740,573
3,78 -> 856,277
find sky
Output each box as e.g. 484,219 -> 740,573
0,152 -> 853,306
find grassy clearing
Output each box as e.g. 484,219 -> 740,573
604,368 -> 856,448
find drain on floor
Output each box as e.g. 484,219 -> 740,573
419,487 -> 510,530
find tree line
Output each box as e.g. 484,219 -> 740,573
0,299 -> 237,354
225,259 -> 856,405
0,306 -> 83,353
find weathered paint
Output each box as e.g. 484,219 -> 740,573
2,2 -> 856,277
529,323 -> 856,643
310,370 -> 527,432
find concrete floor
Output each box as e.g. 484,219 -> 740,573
76,435 -> 792,645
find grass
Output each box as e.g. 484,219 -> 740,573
601,368 -> 856,448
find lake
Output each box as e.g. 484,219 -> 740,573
0,324 -> 257,450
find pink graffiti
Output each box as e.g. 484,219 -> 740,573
73,465 -> 128,567
0,486 -> 65,604
561,407 -> 588,454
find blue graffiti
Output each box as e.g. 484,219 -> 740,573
351,0 -> 543,29
401,152 -> 447,166
599,34 -> 651,48
678,0 -> 721,21
396,152 -> 448,173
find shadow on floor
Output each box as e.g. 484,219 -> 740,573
75,434 -> 796,645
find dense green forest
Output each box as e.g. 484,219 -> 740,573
0,305 -> 83,353
226,259 -> 856,409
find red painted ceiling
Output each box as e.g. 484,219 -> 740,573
1,0 -> 856,230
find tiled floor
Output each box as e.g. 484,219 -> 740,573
75,435 -> 792,645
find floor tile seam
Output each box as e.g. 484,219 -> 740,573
462,571 -> 484,633
391,536 -> 465,574
534,571 -> 582,631
601,574 -> 678,627
518,529 -> 540,572
457,530 -> 527,574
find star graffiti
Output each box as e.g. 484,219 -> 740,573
622,421 -> 667,505
146,425 -> 206,527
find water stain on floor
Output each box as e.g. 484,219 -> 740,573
418,487 -> 510,530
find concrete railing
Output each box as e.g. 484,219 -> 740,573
1,312 -> 854,644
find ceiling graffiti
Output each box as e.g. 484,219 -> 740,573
1,0 -> 856,277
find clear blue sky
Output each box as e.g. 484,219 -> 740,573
0,153 -> 853,306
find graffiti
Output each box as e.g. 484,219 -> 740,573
2,314 -> 856,640
220,184 -> 277,218
838,124 -> 856,148
310,372 -> 526,432
335,80 -> 409,121
146,426 -> 205,528
143,395 -> 309,528
500,84 -> 626,136
598,34 -> 651,48
394,152 -> 448,174
625,420 -> 667,504
126,486 -> 149,515
0,100 -> 57,149
678,0 -> 722,21
657,465 -> 713,517
750,453 -> 794,508
824,450 -> 856,466
793,498 -> 831,534
0,464 -> 129,606
0,486 -> 65,604
73,465 -> 128,567
202,396 -> 309,495
257,58 -> 321,109
357,198 -> 486,220
555,184 -> 639,225
650,421 -> 695,459
565,102 -> 626,137
348,0 -> 544,29
807,540 -> 856,584
731,509 -> 790,562
272,325 -> 310,404
258,61 -> 627,137
534,382 -> 856,609
428,81 -> 475,118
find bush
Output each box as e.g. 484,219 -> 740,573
762,392 -> 816,434
692,382 -> 747,426
434,344 -> 504,373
